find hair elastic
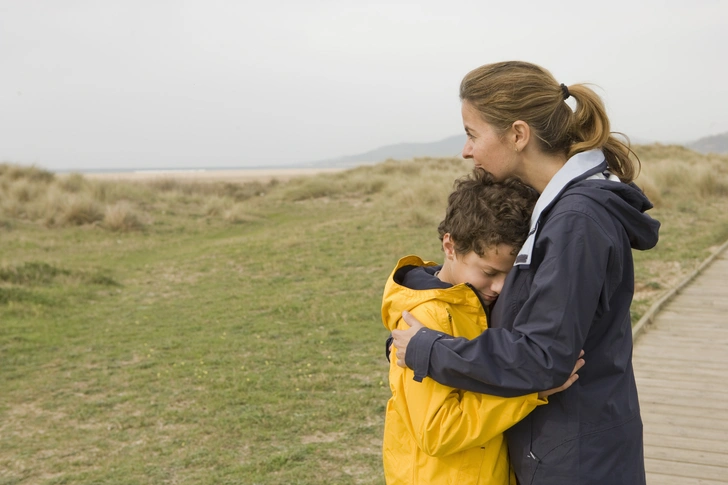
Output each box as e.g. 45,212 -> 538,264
560,83 -> 570,100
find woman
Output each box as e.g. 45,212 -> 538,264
391,61 -> 660,485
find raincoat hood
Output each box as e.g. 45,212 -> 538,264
381,256 -> 484,333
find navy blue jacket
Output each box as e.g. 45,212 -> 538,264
406,151 -> 660,485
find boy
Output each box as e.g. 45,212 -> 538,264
381,169 -> 574,484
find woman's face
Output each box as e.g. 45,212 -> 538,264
461,101 -> 519,181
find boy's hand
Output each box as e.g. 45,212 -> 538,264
391,310 -> 425,368
538,351 -> 585,399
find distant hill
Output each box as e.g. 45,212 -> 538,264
687,132 -> 728,154
306,134 -> 466,168
302,130 -> 725,170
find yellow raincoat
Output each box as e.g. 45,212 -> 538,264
382,256 -> 545,485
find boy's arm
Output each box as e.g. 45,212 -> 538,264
390,304 -> 546,458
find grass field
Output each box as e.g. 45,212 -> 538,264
2,147 -> 728,484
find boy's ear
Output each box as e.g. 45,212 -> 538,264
442,233 -> 456,260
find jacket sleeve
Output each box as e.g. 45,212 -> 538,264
391,303 -> 546,457
406,209 -> 617,396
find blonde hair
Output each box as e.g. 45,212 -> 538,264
459,61 -> 639,182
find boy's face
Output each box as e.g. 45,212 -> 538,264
440,235 -> 516,304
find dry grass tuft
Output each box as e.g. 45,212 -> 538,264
203,196 -> 232,217
59,194 -> 105,226
223,204 -> 259,224
103,201 -> 145,232
2,147 -> 727,232
0,163 -> 55,183
634,144 -> 728,207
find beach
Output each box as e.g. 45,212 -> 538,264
80,167 -> 345,184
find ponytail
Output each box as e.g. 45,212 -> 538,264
566,84 -> 640,182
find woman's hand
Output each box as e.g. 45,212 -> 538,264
538,351 -> 585,399
390,310 -> 425,368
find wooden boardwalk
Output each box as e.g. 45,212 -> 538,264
634,245 -> 728,484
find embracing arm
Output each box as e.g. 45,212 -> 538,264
392,363 -> 546,457
395,212 -> 614,396
389,304 -> 548,457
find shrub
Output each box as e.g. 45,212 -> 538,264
104,201 -> 145,232
59,194 -> 104,226
58,173 -> 87,193
8,177 -> 49,203
696,171 -> 728,197
223,204 -> 259,223
283,178 -> 339,201
0,163 -> 55,183
204,196 -> 231,217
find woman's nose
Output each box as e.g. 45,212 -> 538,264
462,139 -> 473,159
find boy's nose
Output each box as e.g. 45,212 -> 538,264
491,276 -> 505,295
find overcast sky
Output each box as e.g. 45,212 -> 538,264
2,0 -> 727,171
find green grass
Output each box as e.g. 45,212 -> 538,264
2,151 -> 728,484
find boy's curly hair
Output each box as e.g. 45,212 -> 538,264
438,168 -> 538,256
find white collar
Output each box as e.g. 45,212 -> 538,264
514,149 -> 617,267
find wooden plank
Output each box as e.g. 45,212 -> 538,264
646,472 -> 728,485
653,312 -> 728,322
635,371 -> 723,389
633,357 -> 728,372
634,334 -> 728,346
667,298 -> 728,305
634,338 -> 728,349
678,287 -> 728,297
641,421 -> 728,441
636,384 -> 728,402
640,323 -> 728,333
634,377 -> 728,393
636,377 -> 726,391
641,424 -> 725,442
661,300 -> 728,309
645,458 -> 728,482
651,317 -> 727,327
633,365 -> 728,383
633,348 -> 727,362
644,433 -> 728,454
638,400 -> 728,416
645,445 -> 728,468
634,350 -> 727,363
641,413 -> 728,434
641,319 -> 727,329
632,347 -> 728,369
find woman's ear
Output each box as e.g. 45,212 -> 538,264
511,120 -> 531,152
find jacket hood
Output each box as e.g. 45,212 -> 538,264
564,179 -> 660,251
381,256 -> 484,332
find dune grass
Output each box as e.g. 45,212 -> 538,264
2,147 -> 728,484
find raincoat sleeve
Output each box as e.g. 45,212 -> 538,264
391,303 -> 546,457
406,210 -> 615,396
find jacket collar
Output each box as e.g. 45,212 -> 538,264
515,149 -> 614,267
